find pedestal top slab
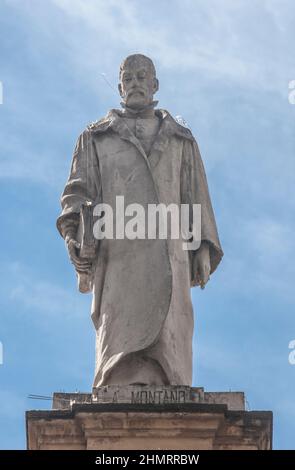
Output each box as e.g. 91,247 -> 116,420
51,386 -> 245,411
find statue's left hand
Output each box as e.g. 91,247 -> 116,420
193,241 -> 211,289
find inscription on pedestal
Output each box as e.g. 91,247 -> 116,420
130,389 -> 187,404
92,385 -> 204,405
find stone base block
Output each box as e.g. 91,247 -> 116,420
26,386 -> 272,450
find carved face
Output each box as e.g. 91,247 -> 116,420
119,57 -> 159,110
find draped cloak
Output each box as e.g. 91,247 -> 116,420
57,109 -> 223,387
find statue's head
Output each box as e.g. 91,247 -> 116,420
118,54 -> 159,110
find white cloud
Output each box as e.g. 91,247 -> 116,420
0,141 -> 66,188
48,0 -> 294,95
1,0 -> 294,188
1,262 -> 90,321
5,0 -> 292,94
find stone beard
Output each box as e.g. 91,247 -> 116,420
57,55 -> 223,387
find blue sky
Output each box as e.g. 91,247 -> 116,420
0,0 -> 294,449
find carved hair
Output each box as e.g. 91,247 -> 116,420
119,54 -> 156,79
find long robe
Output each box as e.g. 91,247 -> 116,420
57,109 -> 223,387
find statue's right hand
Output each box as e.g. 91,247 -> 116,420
65,236 -> 92,273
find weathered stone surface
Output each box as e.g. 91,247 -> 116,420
26,400 -> 272,450
42,54 -> 271,452
56,54 -> 223,388
52,386 -> 245,411
27,387 -> 271,450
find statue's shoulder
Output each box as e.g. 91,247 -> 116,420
159,109 -> 194,141
86,109 -> 119,134
86,116 -> 109,133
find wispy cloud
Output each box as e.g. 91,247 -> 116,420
49,0 -> 294,94
3,0 -> 292,95
1,0 -> 294,188
0,262 -> 90,321
0,136 -> 67,188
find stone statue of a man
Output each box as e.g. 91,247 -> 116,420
57,54 -> 223,387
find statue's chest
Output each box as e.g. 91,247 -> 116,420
94,130 -> 183,187
122,116 -> 161,156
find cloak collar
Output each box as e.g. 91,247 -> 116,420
88,109 -> 194,142
87,109 -> 194,169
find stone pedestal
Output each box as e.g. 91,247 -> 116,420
26,386 -> 272,450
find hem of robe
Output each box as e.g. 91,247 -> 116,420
101,352 -> 170,386
92,300 -> 193,388
93,345 -> 190,388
